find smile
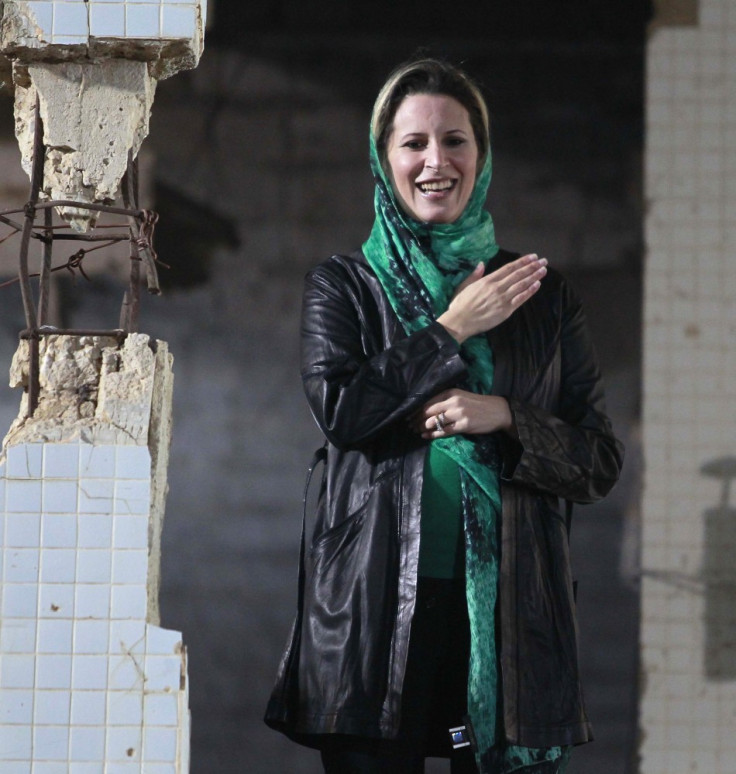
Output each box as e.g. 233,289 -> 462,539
417,179 -> 456,193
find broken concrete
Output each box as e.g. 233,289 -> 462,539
13,59 -> 156,231
0,0 -> 206,230
4,333 -> 173,447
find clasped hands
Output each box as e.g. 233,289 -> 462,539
412,253 -> 545,440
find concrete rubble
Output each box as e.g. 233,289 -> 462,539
0,0 -> 206,230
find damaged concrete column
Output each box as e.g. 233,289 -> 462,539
13,60 -> 157,231
0,334 -> 188,769
0,0 -> 206,230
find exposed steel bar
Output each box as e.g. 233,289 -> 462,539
37,206 -> 53,326
18,95 -> 44,332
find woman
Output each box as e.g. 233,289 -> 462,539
265,58 -> 624,774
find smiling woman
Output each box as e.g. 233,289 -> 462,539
265,57 -> 624,774
386,94 -> 479,224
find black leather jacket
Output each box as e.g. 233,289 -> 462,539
265,249 -> 624,749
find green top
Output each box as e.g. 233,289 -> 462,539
419,443 -> 464,578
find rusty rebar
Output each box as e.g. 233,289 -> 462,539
37,205 -> 53,326
18,95 -> 44,332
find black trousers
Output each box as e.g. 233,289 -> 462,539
321,577 -> 478,774
320,578 -> 570,774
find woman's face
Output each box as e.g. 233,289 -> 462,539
385,93 -> 478,224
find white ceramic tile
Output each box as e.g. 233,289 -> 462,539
36,653 -> 72,689
50,33 -> 87,44
141,765 -> 177,774
78,479 -> 114,515
77,514 -> 112,549
109,620 -> 146,655
2,583 -> 38,618
0,723 -> 31,760
44,444 -> 80,479
70,689 -> 106,725
106,763 -> 141,774
0,619 -> 36,653
0,654 -> 35,689
114,481 -> 150,515
112,549 -> 148,584
32,762 -> 68,774
114,446 -> 150,480
5,513 -> 41,548
5,444 -> 43,479
142,726 -> 177,762
143,692 -> 178,726
89,2 -> 125,36
107,690 -> 143,726
112,516 -> 148,549
33,689 -> 70,725
5,548 -> 40,583
107,654 -> 144,692
37,619 -> 73,654
6,480 -> 42,513
160,4 -> 195,37
69,725 -> 105,762
111,585 -> 146,619
74,620 -> 110,655
41,514 -> 77,548
53,1 -> 89,36
43,480 -> 78,513
33,724 -> 70,761
40,548 -> 76,584
145,625 -> 181,656
143,655 -> 181,692
75,549 -> 112,584
38,582 -> 75,618
79,446 -> 116,479
71,655 -> 108,691
89,2 -> 125,38
106,725 -> 142,761
125,3 -> 160,36
26,1 -> 55,39
75,583 -> 110,619
68,764 -> 106,774
0,688 -> 33,724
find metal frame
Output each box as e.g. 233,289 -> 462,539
0,98 -> 162,417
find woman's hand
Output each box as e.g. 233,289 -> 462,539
437,253 -> 547,344
411,389 -> 515,440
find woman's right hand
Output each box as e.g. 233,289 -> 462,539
437,253 -> 547,343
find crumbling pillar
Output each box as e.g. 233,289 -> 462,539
0,334 -> 188,771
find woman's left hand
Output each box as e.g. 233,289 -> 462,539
411,389 -> 515,439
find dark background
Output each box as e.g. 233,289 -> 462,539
0,1 -> 652,771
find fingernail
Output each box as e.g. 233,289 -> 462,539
540,257 -> 548,266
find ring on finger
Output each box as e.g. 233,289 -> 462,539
439,412 -> 447,428
434,415 -> 443,432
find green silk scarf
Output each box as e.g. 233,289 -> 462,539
362,133 -> 563,773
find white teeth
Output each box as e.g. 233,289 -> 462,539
419,180 -> 454,192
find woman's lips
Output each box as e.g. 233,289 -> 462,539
416,179 -> 457,194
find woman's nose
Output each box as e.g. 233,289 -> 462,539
425,143 -> 448,171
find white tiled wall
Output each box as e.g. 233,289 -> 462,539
640,0 -> 736,771
0,442 -> 189,772
15,0 -> 205,44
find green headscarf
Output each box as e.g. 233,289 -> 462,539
362,132 -> 564,773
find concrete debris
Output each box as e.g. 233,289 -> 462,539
4,333 -> 174,448
13,60 -> 156,231
0,0 -> 206,230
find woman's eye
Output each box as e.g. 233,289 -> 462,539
445,137 -> 466,147
404,140 -> 426,150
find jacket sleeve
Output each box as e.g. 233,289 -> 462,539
500,281 -> 624,504
301,262 -> 467,450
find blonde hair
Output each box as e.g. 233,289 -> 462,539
370,58 -> 490,168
